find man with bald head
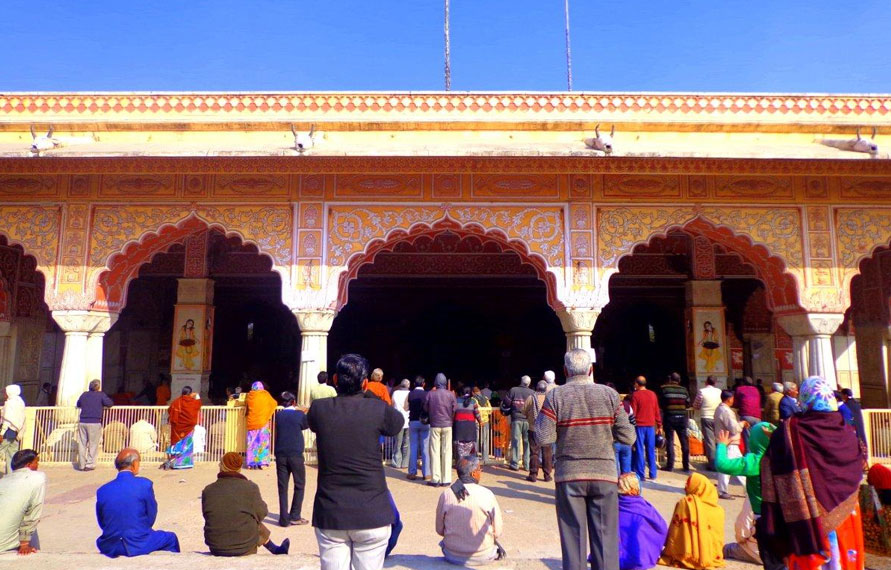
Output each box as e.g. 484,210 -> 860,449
95,448 -> 180,557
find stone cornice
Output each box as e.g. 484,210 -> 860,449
2,155 -> 891,176
2,92 -> 890,126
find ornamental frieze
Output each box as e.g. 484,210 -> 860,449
0,205 -> 61,286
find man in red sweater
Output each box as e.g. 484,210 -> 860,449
629,376 -> 661,481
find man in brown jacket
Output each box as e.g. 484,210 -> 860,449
201,452 -> 289,556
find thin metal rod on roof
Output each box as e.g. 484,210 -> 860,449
564,0 -> 573,91
444,0 -> 452,91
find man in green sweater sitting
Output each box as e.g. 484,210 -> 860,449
716,422 -> 781,570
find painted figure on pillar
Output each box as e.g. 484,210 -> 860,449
692,309 -> 727,375
175,319 -> 199,371
698,321 -> 722,373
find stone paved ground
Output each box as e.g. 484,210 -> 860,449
2,463 -> 889,569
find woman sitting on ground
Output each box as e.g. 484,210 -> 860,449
659,472 -> 725,569
617,472 -> 668,570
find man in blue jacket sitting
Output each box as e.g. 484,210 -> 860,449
95,448 -> 180,557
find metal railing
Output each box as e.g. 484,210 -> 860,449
20,405 -> 719,467
864,409 -> 891,466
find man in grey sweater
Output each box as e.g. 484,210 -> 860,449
535,348 -> 635,570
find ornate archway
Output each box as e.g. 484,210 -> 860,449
336,217 -> 561,311
595,209 -> 803,313
91,213 -> 291,312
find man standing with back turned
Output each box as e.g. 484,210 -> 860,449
76,379 -> 113,472
660,372 -> 691,473
536,348 -> 635,570
630,376 -> 660,481
309,353 -> 404,570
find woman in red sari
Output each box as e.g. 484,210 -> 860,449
163,386 -> 202,469
761,375 -> 865,570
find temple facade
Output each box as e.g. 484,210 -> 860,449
1,92 -> 891,406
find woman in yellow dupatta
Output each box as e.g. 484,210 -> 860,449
659,472 -> 726,569
245,381 -> 278,469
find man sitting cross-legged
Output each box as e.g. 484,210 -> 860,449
202,452 -> 289,557
95,448 -> 180,557
0,449 -> 46,555
435,456 -> 505,565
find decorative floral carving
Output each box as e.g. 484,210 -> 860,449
0,206 -> 60,285
597,206 -> 804,310
328,205 -> 564,269
90,205 -> 292,268
836,208 -> 891,287
603,175 -> 680,197
100,174 -> 176,196
692,236 -> 716,279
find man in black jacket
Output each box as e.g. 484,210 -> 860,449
308,353 -> 404,570
274,391 -> 309,527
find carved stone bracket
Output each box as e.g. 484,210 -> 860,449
776,312 -> 844,337
293,309 -> 337,334
51,309 -> 118,334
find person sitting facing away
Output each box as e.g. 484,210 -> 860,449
716,422 -> 781,570
616,472 -> 667,570
0,449 -> 45,555
202,452 -> 289,557
659,473 -> 725,570
861,463 -> 891,556
435,456 -> 504,566
96,448 -> 180,557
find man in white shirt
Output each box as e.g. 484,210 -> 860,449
391,379 -> 411,469
0,385 -> 26,476
0,449 -> 45,555
713,390 -> 746,499
693,376 -> 722,471
435,456 -> 504,565
128,419 -> 158,455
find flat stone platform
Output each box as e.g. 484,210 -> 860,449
3,463 -> 888,569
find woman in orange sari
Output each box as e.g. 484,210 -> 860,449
163,386 -> 202,469
659,472 -> 725,569
245,381 -> 278,469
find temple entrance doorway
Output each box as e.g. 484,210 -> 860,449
102,230 -> 299,403
593,231 -> 782,395
328,231 -> 564,391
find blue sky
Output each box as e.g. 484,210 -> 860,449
2,1 -> 889,93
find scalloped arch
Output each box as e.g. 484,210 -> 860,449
605,216 -> 802,312
92,214 -> 286,311
336,217 -> 561,311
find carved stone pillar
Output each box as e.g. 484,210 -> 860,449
557,308 -> 599,354
685,280 -> 727,390
294,310 -> 336,407
776,313 -> 844,386
52,310 -> 118,406
171,278 -> 214,398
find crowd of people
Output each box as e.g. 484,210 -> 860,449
0,349 -> 884,570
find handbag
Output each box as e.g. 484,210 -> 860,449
2,428 -> 17,442
420,411 -> 430,426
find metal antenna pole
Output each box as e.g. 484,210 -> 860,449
564,0 -> 573,91
444,0 -> 451,91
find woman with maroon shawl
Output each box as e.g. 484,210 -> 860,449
163,386 -> 202,469
761,375 -> 865,570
